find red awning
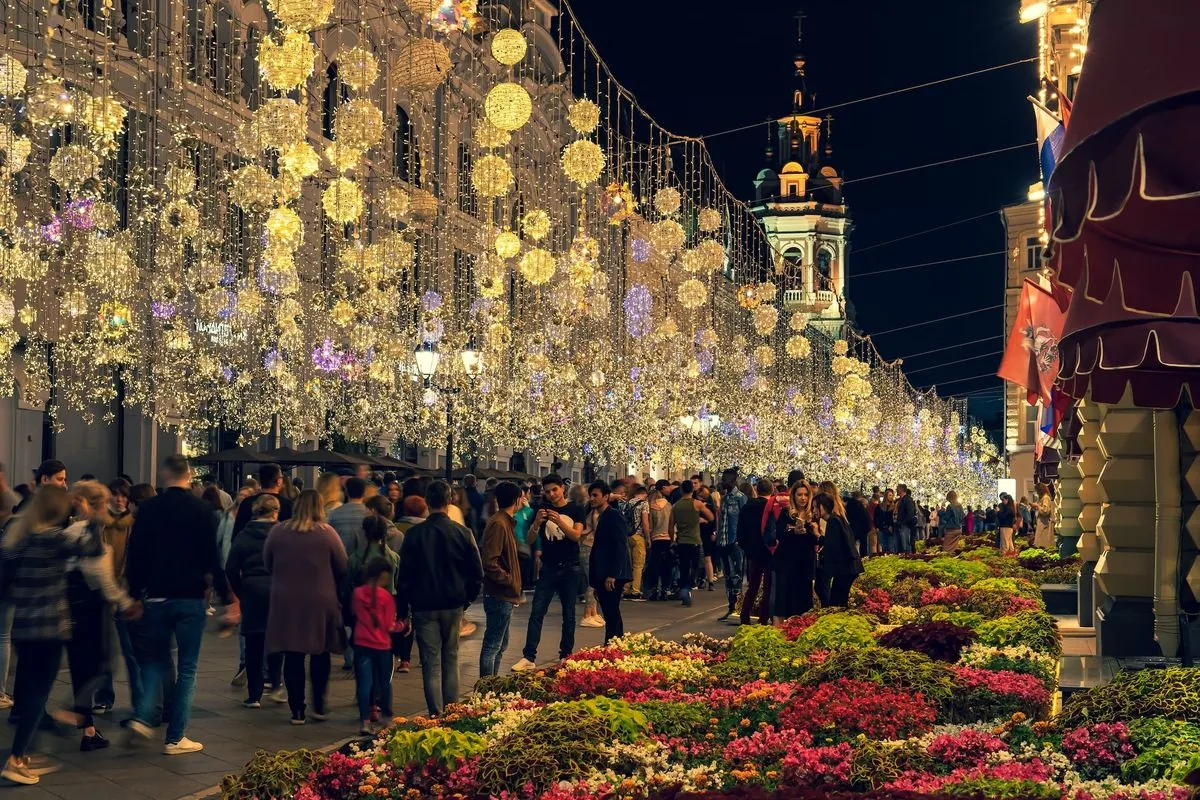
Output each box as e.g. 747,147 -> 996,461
1048,0 -> 1200,408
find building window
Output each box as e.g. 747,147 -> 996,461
241,26 -> 261,108
788,183 -> 798,198
1022,403 -> 1038,446
323,63 -> 347,140
394,106 -> 420,184
816,247 -> 833,289
1025,235 -> 1042,272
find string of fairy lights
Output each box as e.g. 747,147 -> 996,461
0,0 -> 1000,503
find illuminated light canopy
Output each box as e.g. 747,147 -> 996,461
490,29 -> 528,66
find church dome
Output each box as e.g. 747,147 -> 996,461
780,161 -> 805,175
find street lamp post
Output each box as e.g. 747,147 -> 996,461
415,340 -> 482,483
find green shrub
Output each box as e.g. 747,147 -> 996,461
932,610 -> 985,629
890,576 -> 937,606
568,697 -> 648,743
1059,667 -> 1200,729
860,556 -> 933,590
383,727 -> 488,769
1121,718 -> 1200,783
847,736 -> 931,790
1037,564 -> 1081,584
797,646 -> 956,706
636,700 -> 711,738
714,624 -> 808,683
793,611 -> 877,653
473,671 -> 554,701
938,778 -> 1062,799
927,556 -> 993,586
975,611 -> 1061,657
971,576 -> 1042,601
220,749 -> 327,800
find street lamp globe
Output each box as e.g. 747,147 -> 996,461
460,340 -> 482,377
414,341 -> 440,380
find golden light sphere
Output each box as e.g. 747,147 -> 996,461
697,239 -> 726,271
333,98 -> 384,151
279,141 -> 320,177
377,232 -> 415,269
567,99 -> 601,135
485,82 -> 533,131
518,248 -> 556,285
650,218 -> 685,257
0,54 -> 28,96
62,290 -> 89,319
325,140 -> 363,173
81,94 -> 126,140
698,207 -> 722,233
0,131 -> 31,175
494,230 -> 521,259
166,329 -> 192,351
521,209 -> 551,241
561,139 -> 605,186
754,345 -> 776,369
654,187 -> 681,216
677,278 -> 707,309
265,0 -> 333,32
601,181 -> 636,225
752,304 -> 779,336
230,165 -> 277,211
403,0 -> 438,13
392,39 -> 452,92
788,310 -> 810,331
380,186 -> 411,220
253,98 -> 306,148
49,144 -> 99,189
321,177 -> 364,224
471,154 -> 513,198
568,259 -> 594,288
490,29 -> 528,66
407,188 -> 439,224
26,78 -> 75,127
165,164 -> 196,196
736,283 -> 763,310
258,30 -> 314,90
161,200 -> 200,238
335,46 -> 379,91
679,248 -> 703,274
474,119 -> 510,150
0,291 -> 14,326
266,206 -> 303,249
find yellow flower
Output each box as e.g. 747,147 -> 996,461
740,718 -> 751,727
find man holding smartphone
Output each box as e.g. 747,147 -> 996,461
511,474 -> 585,671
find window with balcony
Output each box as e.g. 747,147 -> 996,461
1025,235 -> 1042,272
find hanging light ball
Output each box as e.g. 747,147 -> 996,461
471,154 -> 513,198
737,283 -> 763,310
164,164 -> 196,196
325,140 -> 363,173
81,95 -> 127,141
258,30 -> 315,91
266,206 -> 304,249
26,78 -> 76,127
752,304 -> 779,336
253,98 -> 306,148
265,0 -> 333,32
567,99 -> 601,135
698,207 -> 723,233
697,239 -> 726,271
654,187 -> 682,216
677,278 -> 707,309
161,200 -> 200,238
788,310 -> 810,332
521,209 -> 551,241
321,177 -> 364,224
679,248 -> 704,274
49,144 -> 99,190
519,248 -> 556,285
335,46 -> 379,91
650,218 -> 685,257
474,119 -> 510,150
0,291 -> 15,326
279,141 -> 320,177
380,186 -> 411,220
230,165 -> 277,211
600,182 -> 636,225
333,98 -> 384,151
392,38 -> 453,92
485,82 -> 533,131
494,230 -> 521,259
0,131 -> 31,175
407,188 -> 439,224
561,139 -> 605,186
490,29 -> 528,66
403,0 -> 439,13
0,54 -> 28,96
754,345 -> 776,369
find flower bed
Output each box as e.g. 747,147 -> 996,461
221,554 -> 1200,800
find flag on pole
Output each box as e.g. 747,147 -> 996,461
1030,97 -> 1067,187
997,279 -> 1068,408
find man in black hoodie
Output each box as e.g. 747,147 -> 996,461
396,480 -> 483,717
736,477 -> 774,626
895,483 -> 919,555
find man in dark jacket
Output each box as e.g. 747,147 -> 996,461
736,477 -> 773,626
895,483 -> 919,554
224,494 -> 284,708
587,481 -> 633,644
478,481 -> 522,677
396,480 -> 483,717
846,492 -> 873,558
232,463 -> 293,537
126,455 -> 235,755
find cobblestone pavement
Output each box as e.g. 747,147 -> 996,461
0,593 -> 734,799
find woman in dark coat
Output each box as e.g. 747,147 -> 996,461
264,489 -> 347,724
813,493 -> 864,607
736,479 -> 772,625
873,489 -> 897,553
225,494 -> 285,708
772,481 -> 818,619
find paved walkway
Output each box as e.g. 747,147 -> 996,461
0,593 -> 734,799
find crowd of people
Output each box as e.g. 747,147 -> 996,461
0,453 -> 1044,787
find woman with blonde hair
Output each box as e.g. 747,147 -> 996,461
1,486 -> 103,785
264,489 -> 347,724
316,472 -> 343,513
772,481 -> 818,618
61,481 -> 140,751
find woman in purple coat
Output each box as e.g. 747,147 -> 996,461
264,490 -> 347,725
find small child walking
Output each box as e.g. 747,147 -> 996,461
352,557 -> 400,735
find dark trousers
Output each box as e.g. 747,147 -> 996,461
814,567 -> 832,609
412,609 -> 462,717
392,627 -> 414,662
714,544 -> 743,610
593,584 -> 625,643
11,641 -> 62,758
352,645 -> 392,722
828,574 -> 856,608
676,543 -> 700,603
522,562 -> 579,662
243,632 -> 283,703
67,595 -> 108,729
282,652 -> 331,719
741,558 -> 773,624
643,540 -> 674,597
95,617 -> 140,711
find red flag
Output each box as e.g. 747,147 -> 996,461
998,279 -> 1068,407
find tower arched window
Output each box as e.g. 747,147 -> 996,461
394,106 -> 421,184
816,247 -> 833,289
322,63 -> 348,140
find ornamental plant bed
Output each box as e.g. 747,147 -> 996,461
221,553 -> 1200,800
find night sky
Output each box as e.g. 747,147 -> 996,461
567,0 -> 1039,437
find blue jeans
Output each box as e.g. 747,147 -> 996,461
714,544 -> 744,609
95,616 -> 142,710
897,525 -> 914,554
479,595 -> 514,676
880,529 -> 896,553
352,645 -> 392,723
412,609 -> 462,717
0,604 -> 12,696
522,562 -> 579,662
132,599 -> 206,744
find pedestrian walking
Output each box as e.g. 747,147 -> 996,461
224,494 -> 285,709
352,558 -> 398,735
714,469 -> 746,620
737,478 -> 773,625
587,481 -> 633,643
396,480 -> 482,717
670,480 -> 714,608
479,481 -> 522,677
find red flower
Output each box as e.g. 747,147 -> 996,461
779,678 -> 936,741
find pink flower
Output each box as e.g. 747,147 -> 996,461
781,742 -> 854,786
1061,722 -> 1137,777
887,758 -> 1054,793
921,585 -> 974,608
952,666 -> 1051,707
926,729 -> 1008,768
779,679 -> 937,741
723,725 -> 813,764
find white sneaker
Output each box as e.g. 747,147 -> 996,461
510,658 -> 537,672
0,694 -> 12,710
580,616 -> 605,628
163,737 -> 204,755
459,620 -> 478,637
126,720 -> 154,741
267,687 -> 288,704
